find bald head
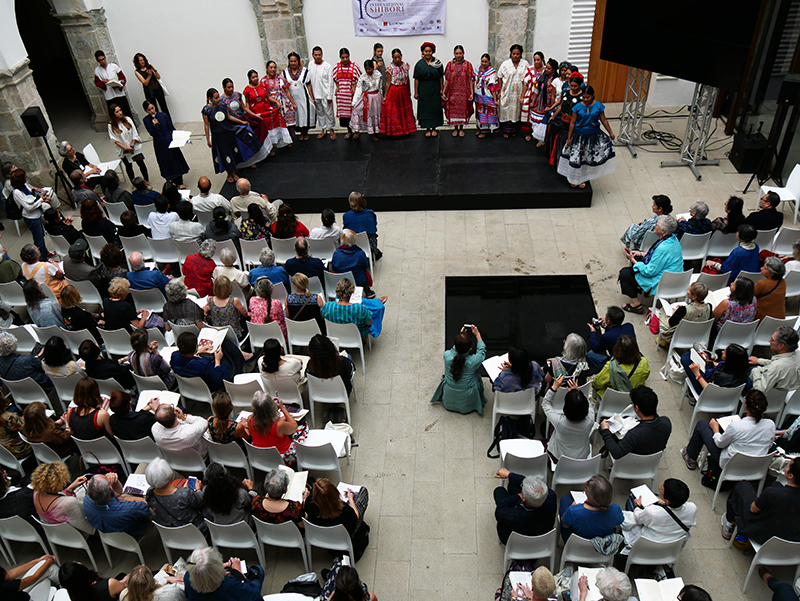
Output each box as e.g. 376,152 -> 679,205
129,251 -> 145,271
155,404 -> 177,428
235,178 -> 251,195
198,176 -> 211,194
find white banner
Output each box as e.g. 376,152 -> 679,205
352,0 -> 446,37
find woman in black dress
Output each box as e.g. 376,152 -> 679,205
133,52 -> 169,116
142,100 -> 188,187
59,560 -> 126,601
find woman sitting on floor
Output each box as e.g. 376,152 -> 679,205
430,325 -> 488,415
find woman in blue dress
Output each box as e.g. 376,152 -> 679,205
557,85 -> 616,188
430,325 -> 488,415
220,77 -> 269,144
202,87 -> 270,184
142,100 -> 189,187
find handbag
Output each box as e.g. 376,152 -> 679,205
159,78 -> 170,97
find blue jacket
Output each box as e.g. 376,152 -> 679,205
127,269 -> 170,294
248,265 -> 289,289
171,352 -> 230,392
185,565 -> 265,601
131,190 -> 161,206
721,244 -> 760,285
343,209 -> 377,235
633,235 -> 684,295
332,245 -> 370,286
589,322 -> 636,355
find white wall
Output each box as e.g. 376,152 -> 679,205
0,0 -> 29,70
101,0 -> 264,124
533,0 -> 571,63
648,76 -> 696,108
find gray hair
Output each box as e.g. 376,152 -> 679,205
341,229 -> 357,246
0,332 -> 17,356
235,178 -> 251,195
656,214 -> 678,236
259,247 -> 275,266
187,547 -> 225,594
129,251 -> 145,271
521,476 -> 549,508
219,248 -> 236,267
144,457 -> 174,489
774,326 -> 799,352
595,568 -> 632,601
264,468 -> 290,500
764,255 -> 786,279
254,277 -> 273,299
689,201 -> 709,220
165,279 -> 189,303
87,474 -> 112,503
0,246 -> 6,263
199,239 -> 217,259
58,141 -> 70,157
562,333 -> 587,362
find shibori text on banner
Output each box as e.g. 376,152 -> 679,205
352,0 -> 445,37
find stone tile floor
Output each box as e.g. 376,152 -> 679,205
1,105 -> 792,600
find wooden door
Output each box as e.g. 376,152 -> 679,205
588,0 -> 630,103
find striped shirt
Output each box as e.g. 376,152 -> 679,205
321,301 -> 371,337
333,62 -> 362,118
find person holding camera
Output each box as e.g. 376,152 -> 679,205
587,306 -> 635,370
430,325 -> 488,415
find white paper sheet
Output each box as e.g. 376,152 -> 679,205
337,482 -> 362,503
122,474 -> 150,496
169,130 -> 192,148
198,327 -> 226,352
482,353 -> 509,382
571,568 -> 604,601
136,390 -> 180,412
179,189 -> 192,199
690,347 -> 706,368
716,414 -> 741,431
276,465 -> 308,502
635,578 -> 685,601
630,484 -> 660,506
571,491 -> 588,504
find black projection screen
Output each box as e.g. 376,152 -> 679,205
600,0 -> 762,90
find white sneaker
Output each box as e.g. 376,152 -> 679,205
721,514 -> 735,540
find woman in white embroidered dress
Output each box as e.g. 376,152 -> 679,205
351,60 -> 383,140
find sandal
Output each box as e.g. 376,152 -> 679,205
525,135 -> 532,142
452,130 -> 458,137
431,130 -> 438,137
425,131 -> 431,138
344,132 -> 352,140
477,133 -> 486,139
622,303 -> 644,314
681,447 -> 697,470
330,132 -> 337,140
459,130 -> 465,137
578,182 -> 586,189
353,132 -> 360,140
317,131 -> 326,139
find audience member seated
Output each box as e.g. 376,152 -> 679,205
23,279 -> 64,327
201,462 -> 253,526
0,553 -> 58,601
259,339 -> 306,389
128,252 -> 172,295
321,560 -> 378,601
310,208 -> 343,244
59,560 -> 126,601
430,325 -> 487,415
745,191 -> 783,231
543,333 -> 590,390
170,332 -> 234,393
145,457 -> 207,535
148,195 -> 179,240
592,335 -> 650,399
64,376 -> 114,440
161,181 -> 183,212
307,334 -> 355,396
618,214 -> 683,314
322,277 -> 386,339
676,201 -> 712,238
270,203 -> 309,239
207,392 -> 247,444
493,347 -> 543,393
755,256 -> 787,320
0,467 -> 36,524
246,391 -> 308,467
710,195 -> 747,233
109,390 -> 158,440
31,462 -> 94,534
103,277 -> 149,333
239,202 -> 270,241
681,343 -> 751,398
41,336 -> 83,378
81,198 -> 120,246
559,473 -> 623,542
184,546 -> 265,601
97,243 -> 128,289
22,402 -> 74,458
0,393 -> 31,466
248,247 -> 289,289
712,277 -> 757,335
600,386 -> 671,459
510,567 -> 555,601
493,469 -> 556,544
305,477 -> 371,561
0,248 -> 21,284
250,467 -> 305,525
79,339 -> 136,390
170,200 -> 205,244
213,248 -> 250,293
332,229 -> 375,297
722,457 -> 800,546
284,236 -> 325,282
704,224 -> 759,285
287,273 -> 325,332
69,169 -> 103,207
750,326 -> 800,394
131,177 -> 162,206
0,332 -> 54,392
125,565 -> 185,601
657,282 -> 711,347
20,244 -> 67,307
542,376 -> 595,463
59,140 -> 101,187
43,207 -> 82,244
183,239 -> 217,297
102,170 -> 133,210
193,176 -> 232,214
576,568 -> 633,601
587,306 -> 635,370
153,403 -> 209,457
205,276 -> 250,342
128,328 -> 176,389
163,279 -> 205,331
230,177 -> 276,222
204,206 -> 241,252
343,192 -> 382,260
621,478 -> 696,554
249,277 -> 288,341
620,194 -> 673,250
118,210 -> 151,239
681,389 -> 774,480
62,240 -> 95,282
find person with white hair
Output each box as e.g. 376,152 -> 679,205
676,200 -> 712,238
163,279 -> 205,331
754,256 -> 787,321
126,250 -> 172,295
183,239 -> 217,297
578,568 -> 634,601
145,457 -> 207,535
212,247 -> 250,293
493,469 -> 556,544
230,178 -> 277,223
248,246 -> 289,289
331,228 -> 375,297
513,566 -> 555,601
0,332 -> 53,390
184,546 -> 264,600
543,332 -> 590,391
83,473 -> 149,536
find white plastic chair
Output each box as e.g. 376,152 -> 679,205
159,447 -> 206,474
194,209 -> 214,227
149,238 -> 180,264
243,441 -> 284,477
650,270 -> 693,323
711,452 -> 773,510
682,382 -> 746,434
778,390 -> 800,426
692,271 -> 732,290
596,389 -> 634,422
545,381 -> 593,432
153,522 -> 208,565
0,516 -> 49,563
704,230 -> 738,262
754,227 -> 780,252
286,318 -> 322,354
291,275 -> 325,297
32,325 -> 69,348
99,530 -> 146,568
296,440 -> 343,482
271,281 -> 288,305
559,533 -> 614,570
325,320 -> 367,375
206,439 -> 253,480
39,520 -> 99,571
214,239 -> 241,267
133,204 -> 156,224
491,388 -> 536,431
0,282 -> 26,309
175,374 -> 214,409
771,227 -> 800,254
253,517 -> 309,572
120,235 -> 154,267
659,319 -> 714,380
551,454 -> 603,488
739,270 -> 766,284
59,328 -> 95,355
4,377 -> 54,411
105,201 -> 127,226
499,439 -> 547,481
72,436 -> 128,476
28,439 -> 62,465
49,235 -> 72,259
0,325 -> 38,352
205,519 -> 265,567
83,234 -> 107,261
504,529 -> 558,572
174,240 -> 201,265
168,321 -> 200,337
624,534 -> 687,575
247,321 -> 287,354
640,230 -> 659,252
324,271 -> 355,301
0,444 -> 27,478
609,451 -> 664,489
240,239 -> 268,267
785,270 -> 800,302
680,231 -> 712,264
98,328 -> 133,358
130,288 -> 166,314
224,379 -> 264,411
740,536 -> 800,592
752,316 -> 799,348
115,436 -> 163,469
95,377 -> 125,397
65,279 -> 104,307
712,320 -> 759,353
307,373 -> 351,428
355,231 -> 376,285
132,373 -> 165,391
271,237 -> 296,265
302,518 -> 354,570
263,378 -> 304,408
307,237 -> 336,264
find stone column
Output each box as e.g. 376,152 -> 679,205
488,0 -> 536,64
250,0 -> 309,66
0,60 -> 58,187
53,7 -> 130,131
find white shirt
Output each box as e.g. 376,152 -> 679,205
230,192 -> 276,223
713,415 -> 776,467
308,61 -> 334,100
621,502 -> 697,553
152,414 -> 208,457
309,224 -> 342,244
192,193 -> 232,215
148,212 -> 180,240
94,62 -> 126,100
12,188 -> 46,219
212,265 -> 250,290
108,117 -> 143,161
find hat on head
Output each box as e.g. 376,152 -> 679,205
68,238 -> 88,260
420,41 -> 436,53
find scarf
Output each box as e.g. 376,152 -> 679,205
642,237 -> 665,264
608,359 -> 637,392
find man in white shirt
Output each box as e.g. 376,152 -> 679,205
750,327 -> 800,394
152,404 -> 208,457
230,178 -> 277,223
192,176 -> 233,215
93,50 -> 131,118
308,46 -> 335,140
621,478 -> 696,554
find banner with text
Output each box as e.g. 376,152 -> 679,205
352,0 -> 445,37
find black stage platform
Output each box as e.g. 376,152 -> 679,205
219,133 -> 592,213
445,275 -> 598,368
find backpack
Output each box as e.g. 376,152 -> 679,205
486,415 -> 535,459
4,192 -> 21,220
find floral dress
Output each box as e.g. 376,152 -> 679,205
207,296 -> 244,340
261,74 -> 296,127
207,417 -> 238,444
251,496 -> 303,525
249,297 -> 288,343
716,298 -> 758,331
240,218 -> 269,240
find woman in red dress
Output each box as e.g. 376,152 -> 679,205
243,69 -> 292,150
380,49 -> 417,137
443,45 -> 475,137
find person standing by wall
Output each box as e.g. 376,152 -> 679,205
94,50 -> 131,118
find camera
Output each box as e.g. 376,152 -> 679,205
591,317 -> 604,330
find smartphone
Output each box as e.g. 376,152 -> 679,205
187,476 -> 197,490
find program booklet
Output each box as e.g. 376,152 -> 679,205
276,465 -> 308,502
197,327 -> 226,352
635,578 -> 685,601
